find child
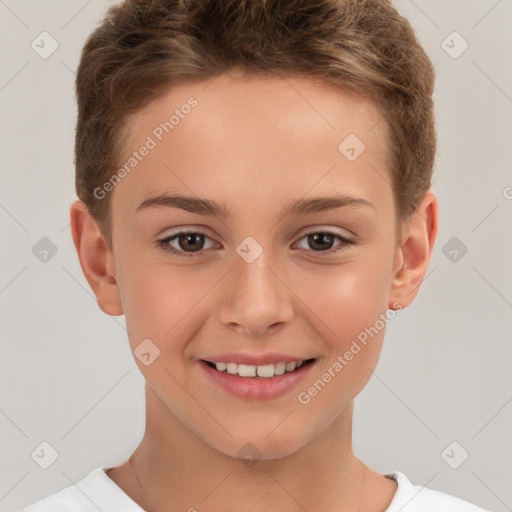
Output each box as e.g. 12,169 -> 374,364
20,0 -> 493,510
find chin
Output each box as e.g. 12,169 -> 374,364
205,425 -> 311,463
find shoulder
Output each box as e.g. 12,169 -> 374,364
16,467 -> 144,512
384,471 -> 494,512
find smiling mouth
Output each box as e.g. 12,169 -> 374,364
203,358 -> 315,378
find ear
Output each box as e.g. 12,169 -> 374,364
388,191 -> 439,309
69,200 -> 123,316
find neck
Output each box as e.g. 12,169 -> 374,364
122,384 -> 373,512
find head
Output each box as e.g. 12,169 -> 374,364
71,0 -> 438,460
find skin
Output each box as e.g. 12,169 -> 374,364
70,69 -> 438,512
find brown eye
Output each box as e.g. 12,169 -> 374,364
295,231 -> 355,255
306,233 -> 336,251
157,230 -> 216,256
176,233 -> 205,252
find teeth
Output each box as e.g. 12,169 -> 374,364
285,361 -> 296,372
210,360 -> 307,378
256,364 -> 274,378
274,362 -> 286,375
238,364 -> 256,377
226,362 -> 238,374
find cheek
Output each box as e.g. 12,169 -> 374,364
120,258 -> 221,363
293,264 -> 391,414
118,257 -> 189,340
295,256 -> 392,343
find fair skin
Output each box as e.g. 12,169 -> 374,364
70,69 -> 438,512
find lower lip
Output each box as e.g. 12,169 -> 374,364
200,360 -> 315,400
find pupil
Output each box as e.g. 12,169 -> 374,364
309,233 -> 334,251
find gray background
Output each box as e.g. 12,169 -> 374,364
1,1 -> 511,511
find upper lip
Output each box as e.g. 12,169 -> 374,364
201,353 -> 314,366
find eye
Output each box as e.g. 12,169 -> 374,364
156,229 -> 356,258
294,231 -> 355,255
156,229 -> 217,257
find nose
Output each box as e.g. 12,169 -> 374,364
217,249 -> 295,336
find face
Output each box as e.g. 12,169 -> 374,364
108,70 -> 403,459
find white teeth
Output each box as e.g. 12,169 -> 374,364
226,362 -> 238,374
285,361 -> 296,372
274,362 -> 286,375
256,364 -> 274,378
210,360 -> 308,377
238,364 -> 256,377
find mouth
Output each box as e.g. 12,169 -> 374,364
199,357 -> 316,400
203,358 -> 315,378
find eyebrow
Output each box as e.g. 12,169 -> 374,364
135,193 -> 374,218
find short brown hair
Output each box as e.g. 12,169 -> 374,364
74,0 -> 436,250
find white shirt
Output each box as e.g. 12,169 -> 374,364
18,467 -> 492,512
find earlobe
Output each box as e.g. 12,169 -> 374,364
69,200 -> 124,316
388,191 -> 439,309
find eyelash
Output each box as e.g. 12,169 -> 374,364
155,229 -> 356,258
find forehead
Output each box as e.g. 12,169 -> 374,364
112,70 -> 392,218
